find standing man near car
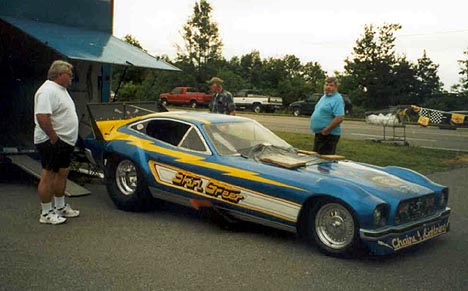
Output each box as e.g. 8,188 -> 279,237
34,60 -> 80,225
207,77 -> 236,115
310,77 -> 345,155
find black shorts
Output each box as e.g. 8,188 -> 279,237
313,133 -> 340,155
35,139 -> 74,172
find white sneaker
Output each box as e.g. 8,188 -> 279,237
40,210 -> 67,225
55,204 -> 80,218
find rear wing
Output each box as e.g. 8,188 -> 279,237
87,102 -> 168,141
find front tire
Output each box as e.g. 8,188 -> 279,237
292,107 -> 301,117
160,98 -> 168,107
306,199 -> 359,257
105,155 -> 155,211
190,100 -> 198,109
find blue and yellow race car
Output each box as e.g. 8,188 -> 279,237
85,106 -> 450,257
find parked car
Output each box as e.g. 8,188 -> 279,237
289,93 -> 353,117
85,108 -> 450,257
159,87 -> 212,108
233,89 -> 283,113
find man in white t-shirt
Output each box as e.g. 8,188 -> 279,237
34,60 -> 80,225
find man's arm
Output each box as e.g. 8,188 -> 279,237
225,92 -> 236,115
36,113 -> 59,144
321,116 -> 344,135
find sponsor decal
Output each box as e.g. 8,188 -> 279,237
149,161 -> 301,222
172,170 -> 244,204
377,221 -> 449,251
332,163 -> 423,194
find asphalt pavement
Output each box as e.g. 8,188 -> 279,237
0,163 -> 467,291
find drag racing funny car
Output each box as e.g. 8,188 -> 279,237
84,104 -> 450,257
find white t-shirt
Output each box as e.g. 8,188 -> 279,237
34,80 -> 79,146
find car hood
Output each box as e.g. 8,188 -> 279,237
300,161 -> 433,201
289,100 -> 304,106
236,145 -> 432,203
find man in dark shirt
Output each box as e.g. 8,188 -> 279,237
207,77 -> 236,115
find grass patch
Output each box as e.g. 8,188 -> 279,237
275,131 -> 468,174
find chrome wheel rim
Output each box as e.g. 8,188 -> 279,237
115,160 -> 138,196
315,203 -> 355,250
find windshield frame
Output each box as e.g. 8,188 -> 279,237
203,120 -> 292,156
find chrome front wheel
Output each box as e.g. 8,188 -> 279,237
309,201 -> 358,256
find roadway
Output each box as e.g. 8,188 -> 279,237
0,164 -> 467,291
240,113 -> 468,152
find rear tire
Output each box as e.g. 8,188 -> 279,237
292,107 -> 301,117
252,103 -> 262,113
190,100 -> 198,109
105,155 -> 155,212
160,98 -> 168,107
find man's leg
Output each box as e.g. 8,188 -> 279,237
326,135 -> 340,155
38,169 -> 56,204
53,167 -> 69,199
38,169 -> 66,224
313,134 -> 331,154
54,167 -> 80,218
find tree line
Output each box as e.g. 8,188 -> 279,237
112,0 -> 468,116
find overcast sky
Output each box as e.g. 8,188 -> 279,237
113,0 -> 468,90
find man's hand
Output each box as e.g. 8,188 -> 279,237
49,135 -> 59,144
322,116 -> 344,135
36,113 -> 59,144
321,128 -> 330,135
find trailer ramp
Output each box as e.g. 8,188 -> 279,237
8,155 -> 90,197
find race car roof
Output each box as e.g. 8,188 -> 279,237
0,16 -> 180,71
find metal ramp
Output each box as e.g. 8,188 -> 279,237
8,155 -> 91,197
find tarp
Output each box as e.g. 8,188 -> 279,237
0,16 -> 180,71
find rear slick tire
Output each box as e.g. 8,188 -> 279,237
105,155 -> 155,212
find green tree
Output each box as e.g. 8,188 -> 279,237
344,23 -> 403,109
112,35 -> 147,100
415,50 -> 444,104
282,55 -> 302,79
391,56 -> 418,105
123,34 -> 144,50
239,50 -> 263,87
457,49 -> 468,96
177,0 -> 223,84
260,57 -> 288,93
302,61 -> 326,93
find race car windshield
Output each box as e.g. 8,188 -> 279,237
204,120 -> 292,156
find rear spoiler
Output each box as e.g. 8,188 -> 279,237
87,102 -> 168,141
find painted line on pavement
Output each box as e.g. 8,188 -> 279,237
350,133 -> 437,142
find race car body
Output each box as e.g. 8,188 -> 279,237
85,108 -> 450,256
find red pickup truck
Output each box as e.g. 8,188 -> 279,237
159,87 -> 212,108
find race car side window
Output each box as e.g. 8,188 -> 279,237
145,120 -> 190,146
179,127 -> 207,152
